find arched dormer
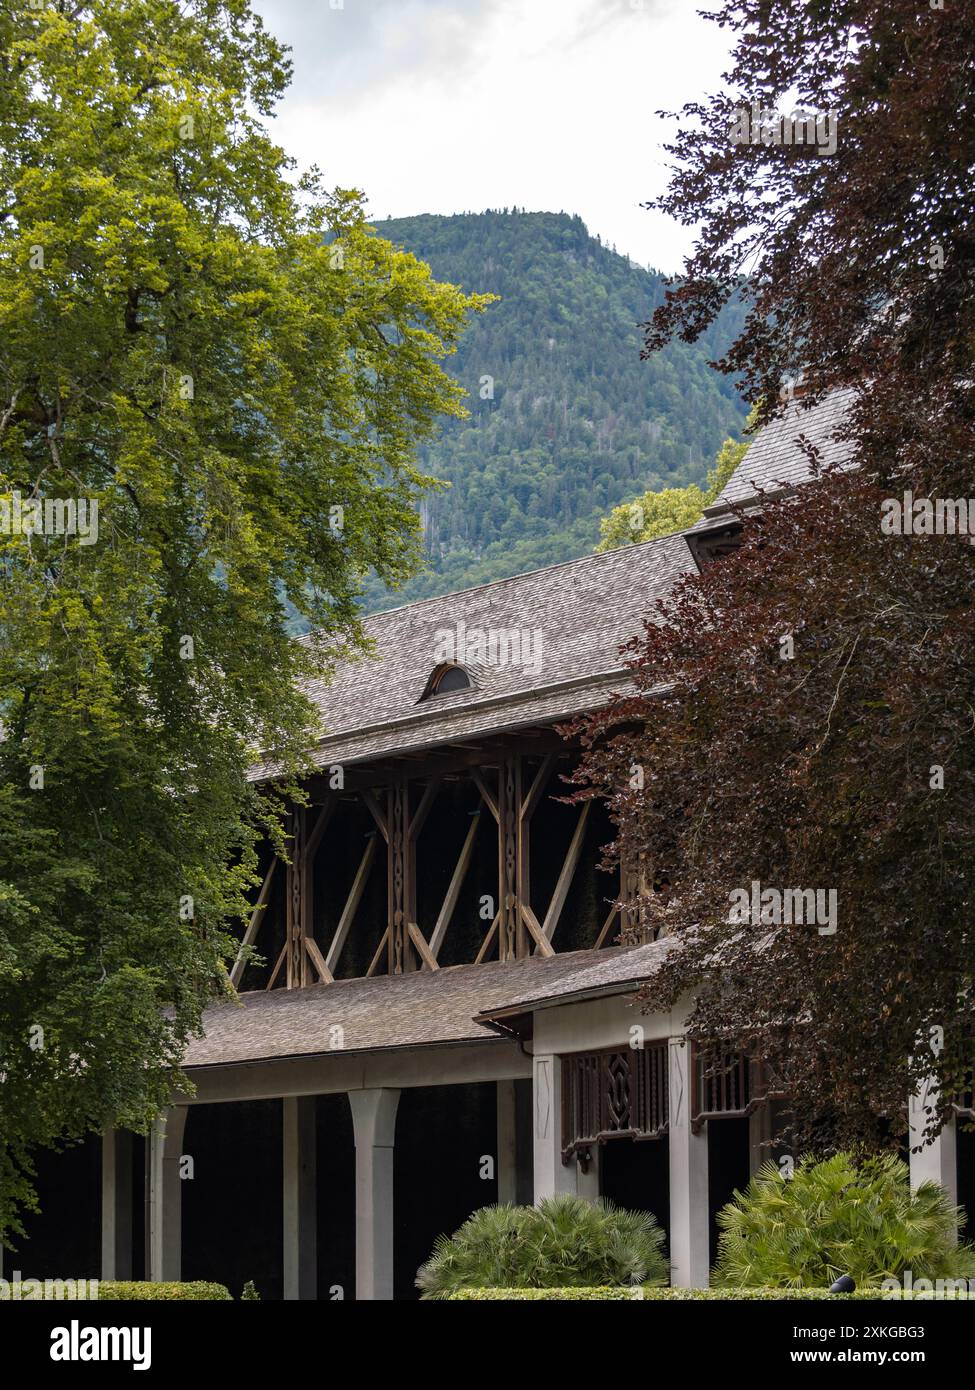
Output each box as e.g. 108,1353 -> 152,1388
418,661 -> 474,702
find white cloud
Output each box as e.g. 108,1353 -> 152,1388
253,0 -> 731,273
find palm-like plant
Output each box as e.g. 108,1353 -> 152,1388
714,1151 -> 975,1288
415,1195 -> 668,1299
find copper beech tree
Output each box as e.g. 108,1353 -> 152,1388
572,0 -> 975,1150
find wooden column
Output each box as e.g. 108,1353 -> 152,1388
386,779 -> 415,975
285,806 -> 305,989
497,757 -> 523,960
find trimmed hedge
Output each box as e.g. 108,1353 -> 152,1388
97,1282 -> 233,1300
448,1287 -> 974,1301
2,1281 -> 232,1301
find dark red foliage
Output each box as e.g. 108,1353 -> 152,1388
572,0 -> 975,1149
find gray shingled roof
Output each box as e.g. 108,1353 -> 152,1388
291,532 -> 696,769
704,388 -> 855,516
474,938 -> 672,1031
185,949 -> 641,1068
251,391 -> 855,778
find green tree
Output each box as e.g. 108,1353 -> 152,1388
595,426 -> 750,551
0,0 -> 486,1239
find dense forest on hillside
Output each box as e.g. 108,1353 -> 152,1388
358,210 -> 748,610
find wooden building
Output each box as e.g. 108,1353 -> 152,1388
10,393 -> 972,1298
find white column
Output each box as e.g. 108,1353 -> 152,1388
497,1080 -> 518,1204
349,1088 -> 399,1301
668,1036 -> 710,1288
748,1104 -> 773,1177
909,1085 -> 958,1210
533,1053 -> 577,1200
283,1096 -> 317,1300
577,1147 -> 601,1201
101,1129 -> 133,1280
147,1106 -> 188,1281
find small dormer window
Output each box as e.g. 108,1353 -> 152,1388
419,662 -> 473,701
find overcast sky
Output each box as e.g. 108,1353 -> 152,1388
251,0 -> 731,274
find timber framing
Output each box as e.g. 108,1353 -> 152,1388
242,735 -> 638,990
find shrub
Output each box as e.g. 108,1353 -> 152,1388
1,1281 -> 232,1300
714,1152 -> 975,1289
448,1287 -> 973,1300
92,1282 -> 233,1300
415,1195 -> 668,1299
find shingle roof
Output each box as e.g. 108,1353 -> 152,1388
705,388 -> 855,516
184,949 -> 638,1067
474,938 -> 672,1032
251,390 -> 856,777
290,532 -> 697,769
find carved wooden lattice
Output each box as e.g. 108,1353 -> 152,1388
561,1044 -> 669,1164
691,1047 -> 775,1132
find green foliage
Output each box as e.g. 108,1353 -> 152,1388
358,210 -> 748,607
415,1195 -> 668,1299
240,1280 -> 260,1300
448,1286 -> 973,1300
714,1153 -> 975,1289
1,1281 -> 232,1300
0,0 -> 484,1238
596,423 -> 751,552
597,484 -> 708,551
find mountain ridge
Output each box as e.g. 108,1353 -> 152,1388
358,209 -> 748,611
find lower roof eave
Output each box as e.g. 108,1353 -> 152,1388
181,1030 -> 513,1075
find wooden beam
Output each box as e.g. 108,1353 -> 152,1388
520,752 -> 557,823
266,942 -> 287,990
324,835 -> 377,975
305,800 -> 335,860
520,903 -> 555,958
594,902 -> 618,950
429,811 -> 481,961
471,768 -> 499,824
287,806 -> 305,989
387,780 -> 411,974
407,922 -> 440,972
497,758 -> 522,959
541,801 -> 591,945
230,857 -> 277,988
362,788 -> 389,842
409,779 -> 440,842
303,935 -> 334,984
475,911 -> 500,964
366,928 -> 389,978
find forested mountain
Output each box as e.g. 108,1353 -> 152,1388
359,210 -> 748,610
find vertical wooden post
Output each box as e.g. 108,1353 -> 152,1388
286,806 -> 305,989
497,757 -> 523,960
386,779 -> 414,975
